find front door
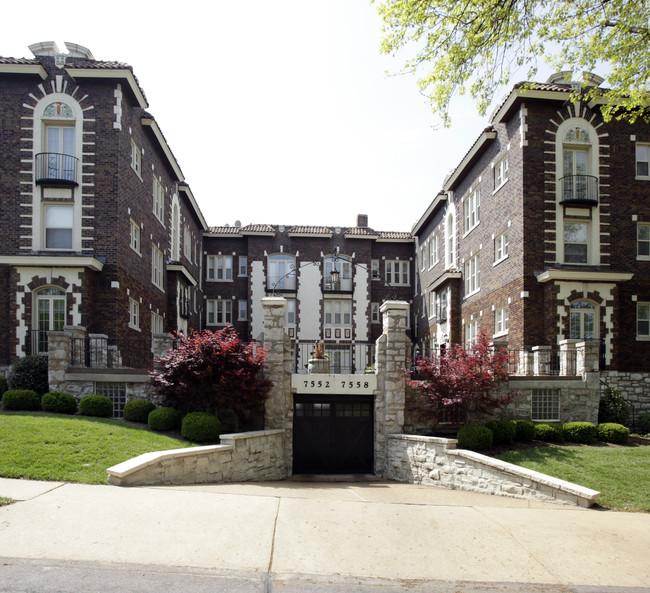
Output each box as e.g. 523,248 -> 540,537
293,395 -> 374,474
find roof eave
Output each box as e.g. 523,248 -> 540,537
178,184 -> 208,231
65,67 -> 148,108
411,193 -> 448,236
492,88 -> 573,124
0,63 -> 47,79
442,130 -> 497,192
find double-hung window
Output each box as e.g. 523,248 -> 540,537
151,312 -> 164,335
44,205 -> 73,250
238,256 -> 248,276
637,303 -> 650,340
152,245 -> 164,290
495,231 -> 509,263
429,234 -> 439,267
564,222 -> 589,264
464,254 -> 480,296
207,255 -> 233,281
129,299 -> 140,330
464,187 -> 480,233
494,156 -> 508,190
153,177 -> 164,223
207,299 -> 232,325
130,219 -> 141,254
131,140 -> 142,177
638,224 -> 650,259
385,260 -> 409,286
495,307 -> 509,336
324,300 -> 352,326
238,300 -> 247,321
466,319 -> 479,347
636,144 -> 650,178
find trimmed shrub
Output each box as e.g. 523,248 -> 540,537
123,399 -> 156,423
598,387 -> 630,426
563,421 -> 597,444
534,423 -> 564,442
485,420 -> 516,445
41,391 -> 77,415
0,375 -> 8,396
148,407 -> 181,431
457,425 -> 493,451
1,389 -> 40,411
639,414 -> 650,435
513,419 -> 536,442
78,395 -> 113,418
7,355 -> 49,396
597,422 -> 629,444
181,412 -> 222,443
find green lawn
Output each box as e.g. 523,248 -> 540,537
496,444 -> 650,512
0,412 -> 193,485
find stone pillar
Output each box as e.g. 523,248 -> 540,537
559,339 -> 579,376
261,297 -> 292,476
532,345 -> 552,376
375,300 -> 410,476
47,331 -> 71,392
576,340 -> 600,377
152,333 -> 174,360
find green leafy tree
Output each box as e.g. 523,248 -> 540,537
375,0 -> 650,125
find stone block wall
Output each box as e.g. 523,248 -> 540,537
386,434 -> 599,507
601,371 -> 650,420
107,429 -> 286,486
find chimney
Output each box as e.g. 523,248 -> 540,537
357,214 -> 368,228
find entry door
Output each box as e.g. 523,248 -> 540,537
293,396 -> 374,474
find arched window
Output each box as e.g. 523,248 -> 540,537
34,287 -> 66,354
41,102 -> 76,182
569,301 -> 598,340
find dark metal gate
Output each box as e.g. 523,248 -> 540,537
293,395 -> 374,474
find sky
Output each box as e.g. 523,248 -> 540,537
2,0 -> 556,232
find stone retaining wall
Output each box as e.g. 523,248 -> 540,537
601,371 -> 650,420
107,430 -> 286,486
385,434 -> 600,507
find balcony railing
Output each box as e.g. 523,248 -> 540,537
35,152 -> 79,186
559,175 -> 598,206
323,277 -> 353,292
291,341 -> 375,374
70,337 -> 153,369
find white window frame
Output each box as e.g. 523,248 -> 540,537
238,299 -> 247,321
494,231 -> 509,263
324,299 -> 352,326
207,255 -> 233,281
637,303 -> 650,340
44,204 -> 74,250
532,389 -> 560,422
371,302 -> 380,324
464,187 -> 480,233
494,155 -> 509,191
129,298 -> 140,330
153,177 -> 164,224
637,224 -> 650,260
385,260 -> 410,286
428,290 -> 436,320
636,144 -> 650,179
437,291 -> 448,322
151,312 -> 164,335
207,299 -> 233,326
494,307 -> 509,337
464,254 -> 480,296
371,259 -> 380,280
130,140 -> 142,178
564,221 -> 590,264
129,219 -> 141,255
238,256 -> 248,276
152,245 -> 164,290
268,254 -> 296,291
286,299 -> 297,326
183,226 -> 192,260
445,213 -> 455,269
466,319 -> 479,347
430,233 -> 439,267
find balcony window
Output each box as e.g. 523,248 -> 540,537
324,257 -> 352,291
268,254 -> 296,291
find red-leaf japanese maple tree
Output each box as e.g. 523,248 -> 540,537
408,331 -> 517,426
149,326 -> 272,417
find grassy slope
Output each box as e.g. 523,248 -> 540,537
0,412 -> 192,484
496,445 -> 650,512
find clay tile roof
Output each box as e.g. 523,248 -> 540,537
344,227 -> 378,236
514,80 -> 573,93
208,226 -> 242,235
0,56 -> 39,65
287,226 -> 333,234
242,224 -> 276,234
378,231 -> 413,240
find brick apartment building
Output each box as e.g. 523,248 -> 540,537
0,42 -> 207,370
412,71 -> 650,376
203,216 -> 414,373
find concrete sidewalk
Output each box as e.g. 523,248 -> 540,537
1,477 -> 649,590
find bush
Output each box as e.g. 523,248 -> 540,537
41,391 -> 77,415
8,355 -> 49,396
534,423 -> 564,442
639,414 -> 650,435
598,387 -> 630,426
1,389 -> 40,411
563,421 -> 597,444
181,412 -> 222,443
597,422 -> 629,444
513,419 -> 536,442
123,399 -> 156,423
0,375 -> 8,396
78,395 -> 113,418
485,420 -> 516,445
457,425 -> 493,451
148,407 -> 181,431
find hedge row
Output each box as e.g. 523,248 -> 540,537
457,419 -> 630,451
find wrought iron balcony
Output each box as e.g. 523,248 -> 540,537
559,175 -> 598,206
35,152 -> 79,186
